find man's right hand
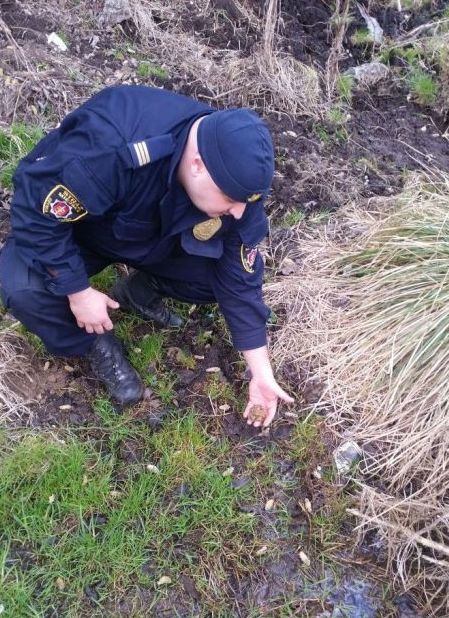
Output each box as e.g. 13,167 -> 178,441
68,287 -> 120,334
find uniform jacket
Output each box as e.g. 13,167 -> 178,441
10,85 -> 270,350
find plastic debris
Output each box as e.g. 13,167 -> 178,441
47,32 -> 68,52
333,440 -> 362,475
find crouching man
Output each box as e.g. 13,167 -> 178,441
0,85 -> 293,426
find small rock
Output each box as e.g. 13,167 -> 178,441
59,404 -> 72,410
299,550 -> 311,566
284,130 -> 297,138
304,498 -> 313,513
206,366 -> 221,373
194,354 -> 204,360
146,464 -> 160,474
64,365 -> 75,373
55,576 -> 65,591
98,0 -> 132,27
264,498 -> 275,512
345,62 -> 389,87
43,361 -> 50,371
157,575 -> 172,586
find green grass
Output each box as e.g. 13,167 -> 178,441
407,68 -> 439,106
0,414 -> 255,616
137,61 -> 168,80
282,209 -> 305,227
0,124 -> 45,188
89,265 -> 118,293
336,74 -> 354,105
350,28 -> 373,46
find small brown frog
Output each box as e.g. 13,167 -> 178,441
247,404 -> 267,424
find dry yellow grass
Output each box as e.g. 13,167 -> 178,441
265,172 -> 449,610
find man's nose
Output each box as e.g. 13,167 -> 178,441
229,202 -> 246,220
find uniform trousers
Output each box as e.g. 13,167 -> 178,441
0,239 -> 216,357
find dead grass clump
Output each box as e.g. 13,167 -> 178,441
0,332 -> 36,423
131,0 -> 323,117
265,172 -> 449,611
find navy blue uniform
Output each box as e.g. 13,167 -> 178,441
0,86 -> 270,356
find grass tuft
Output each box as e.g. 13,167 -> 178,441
0,124 -> 45,188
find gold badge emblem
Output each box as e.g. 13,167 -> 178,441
247,193 -> 262,203
193,217 -> 222,241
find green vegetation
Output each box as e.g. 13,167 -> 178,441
407,67 -> 439,106
0,124 -> 45,188
137,61 -> 168,80
89,265 -> 118,292
314,104 -> 349,145
0,415 -> 256,616
336,74 -> 354,105
350,28 -> 373,46
283,209 -> 305,227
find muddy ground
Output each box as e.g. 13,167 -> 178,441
1,0 -> 449,616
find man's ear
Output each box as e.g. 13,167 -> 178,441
190,154 -> 206,177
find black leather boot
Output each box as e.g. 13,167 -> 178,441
111,271 -> 183,328
88,333 -> 144,407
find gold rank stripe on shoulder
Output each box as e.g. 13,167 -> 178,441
134,141 -> 151,166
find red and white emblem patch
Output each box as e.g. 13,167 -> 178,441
42,185 -> 87,222
50,200 -> 71,219
241,245 -> 258,273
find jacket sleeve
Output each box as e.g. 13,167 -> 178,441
211,209 -> 270,351
10,110 -> 130,296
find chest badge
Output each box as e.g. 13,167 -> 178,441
192,217 -> 222,241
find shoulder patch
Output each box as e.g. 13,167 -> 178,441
241,244 -> 258,273
42,185 -> 87,222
